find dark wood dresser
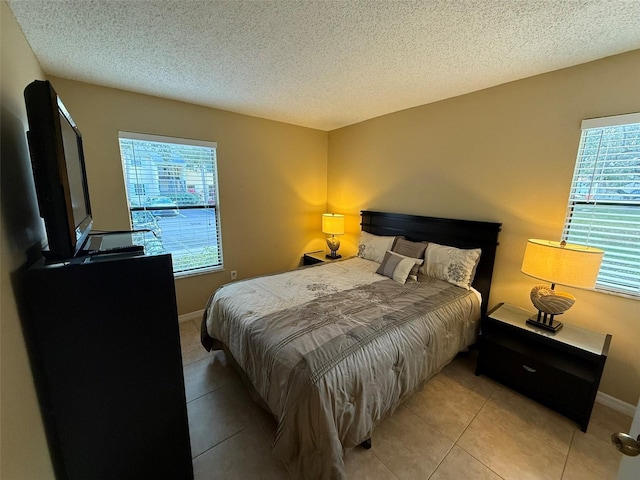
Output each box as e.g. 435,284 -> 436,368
19,253 -> 193,479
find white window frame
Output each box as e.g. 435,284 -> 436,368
118,131 -> 223,277
562,112 -> 640,298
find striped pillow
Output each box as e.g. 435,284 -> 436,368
376,251 -> 424,284
392,238 -> 428,281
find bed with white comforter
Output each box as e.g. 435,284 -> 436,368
202,256 -> 482,479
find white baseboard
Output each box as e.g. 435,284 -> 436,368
179,309 -> 204,324
596,391 -> 636,417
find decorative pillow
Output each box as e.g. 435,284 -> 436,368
420,243 -> 481,289
392,238 -> 428,281
357,231 -> 397,264
376,251 -> 424,284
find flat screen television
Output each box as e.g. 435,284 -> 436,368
24,80 -> 93,260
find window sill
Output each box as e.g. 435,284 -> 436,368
174,266 -> 224,279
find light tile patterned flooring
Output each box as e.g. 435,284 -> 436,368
179,319 -> 630,480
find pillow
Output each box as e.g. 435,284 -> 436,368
392,238 -> 428,281
376,251 -> 424,284
357,231 -> 397,264
420,242 -> 481,289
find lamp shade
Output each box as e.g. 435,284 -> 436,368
521,239 -> 604,289
322,213 -> 344,235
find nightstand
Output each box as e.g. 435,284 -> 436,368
475,302 -> 611,432
302,251 -> 343,266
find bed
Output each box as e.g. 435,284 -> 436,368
201,210 -> 501,479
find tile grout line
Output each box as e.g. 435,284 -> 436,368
190,424 -> 251,461
452,387 -> 508,479
454,354 -> 504,479
559,428 -> 576,480
454,380 -> 496,443
425,443 -> 456,480
370,359 -> 501,478
181,351 -> 215,368
370,449 -> 402,480
185,380 -> 230,405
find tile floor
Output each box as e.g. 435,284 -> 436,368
179,319 -> 631,480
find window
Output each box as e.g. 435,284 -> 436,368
562,113 -> 640,297
118,132 -> 223,276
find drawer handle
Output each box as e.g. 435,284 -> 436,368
522,365 -> 537,373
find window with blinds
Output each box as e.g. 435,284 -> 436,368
562,113 -> 640,297
118,132 -> 223,276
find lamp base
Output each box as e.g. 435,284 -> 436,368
526,312 -> 563,333
326,236 -> 341,260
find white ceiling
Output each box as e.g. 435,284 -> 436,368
7,0 -> 640,131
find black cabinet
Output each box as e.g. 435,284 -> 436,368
303,252 -> 326,265
19,253 -> 193,480
475,303 -> 611,432
302,251 -> 344,266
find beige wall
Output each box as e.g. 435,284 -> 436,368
328,49 -> 640,405
46,78 -> 328,315
1,2 -> 56,478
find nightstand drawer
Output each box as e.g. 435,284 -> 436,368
479,338 -> 592,414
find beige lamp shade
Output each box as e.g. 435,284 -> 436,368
521,239 -> 604,289
322,213 -> 345,235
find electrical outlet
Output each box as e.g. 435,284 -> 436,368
230,270 -> 237,280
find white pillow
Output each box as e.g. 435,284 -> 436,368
376,251 -> 424,284
357,231 -> 397,264
420,242 -> 481,290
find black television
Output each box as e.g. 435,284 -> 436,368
24,80 -> 93,260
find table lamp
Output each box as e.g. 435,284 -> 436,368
322,213 -> 345,259
521,239 -> 604,332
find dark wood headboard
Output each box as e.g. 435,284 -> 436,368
360,210 -> 502,316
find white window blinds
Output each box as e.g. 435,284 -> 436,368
118,132 -> 223,276
562,113 -> 640,296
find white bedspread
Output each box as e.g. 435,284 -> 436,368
204,257 -> 480,479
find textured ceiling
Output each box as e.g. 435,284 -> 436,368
7,0 -> 640,131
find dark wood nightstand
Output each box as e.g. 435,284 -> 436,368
475,302 -> 611,432
302,251 -> 343,266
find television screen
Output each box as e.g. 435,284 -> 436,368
58,101 -> 91,242
24,80 -> 93,259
